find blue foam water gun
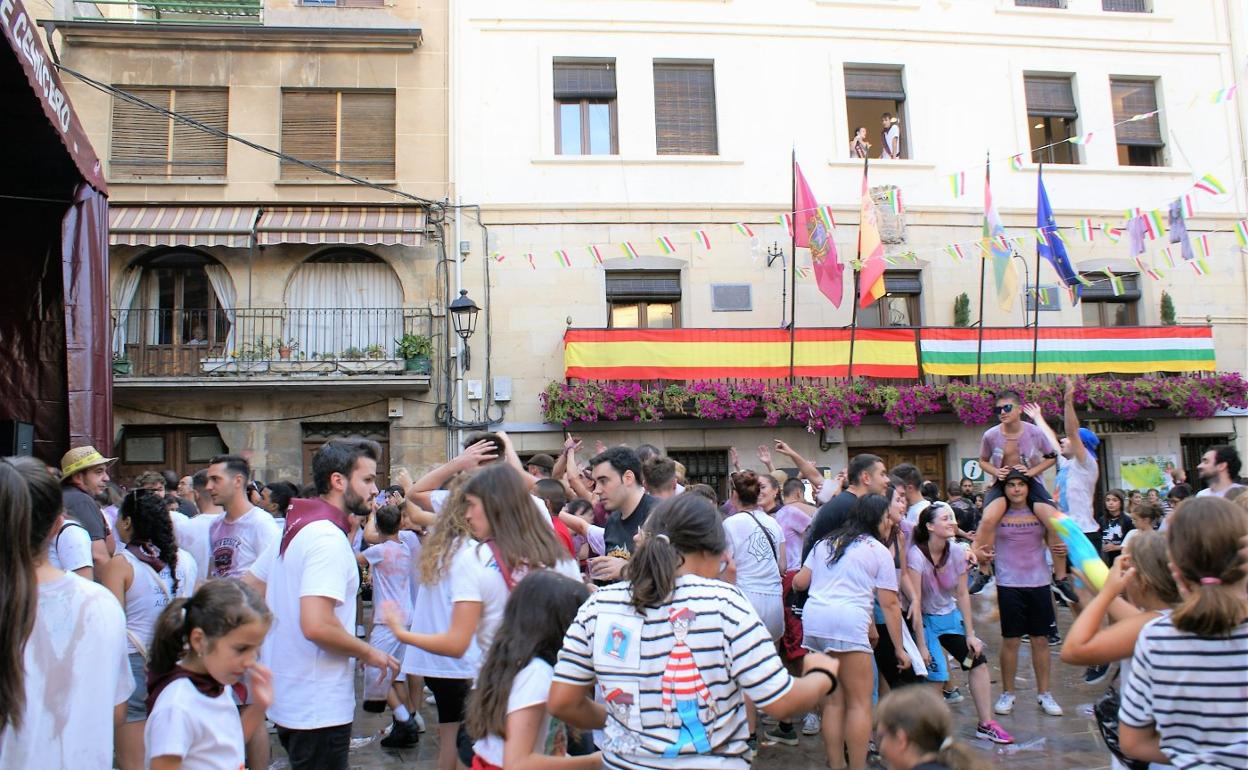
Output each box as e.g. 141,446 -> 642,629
1050,512 -> 1108,591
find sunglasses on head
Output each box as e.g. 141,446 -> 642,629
993,404 -> 1015,415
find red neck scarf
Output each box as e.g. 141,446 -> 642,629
125,541 -> 166,574
279,497 -> 350,556
145,664 -> 246,714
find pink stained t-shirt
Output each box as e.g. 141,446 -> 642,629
774,504 -> 813,572
907,542 -> 968,617
993,505 -> 1050,588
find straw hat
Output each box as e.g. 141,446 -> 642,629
59,445 -> 116,481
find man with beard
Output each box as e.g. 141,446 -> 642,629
1195,445 -> 1244,498
246,439 -> 400,770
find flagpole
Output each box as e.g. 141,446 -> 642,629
789,147 -> 798,383
848,155 -> 867,380
976,151 -> 989,380
1031,163 -> 1044,377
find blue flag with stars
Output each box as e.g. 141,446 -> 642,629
1036,166 -> 1081,305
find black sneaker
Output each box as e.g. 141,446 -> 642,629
380,716 -> 420,749
1083,663 -> 1112,685
1052,576 -> 1079,606
1048,630 -> 1062,646
762,725 -> 799,746
968,569 -> 992,595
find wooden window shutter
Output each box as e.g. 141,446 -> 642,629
110,87 -> 171,177
654,62 -> 718,155
1111,79 -> 1163,146
605,271 -> 682,299
281,90 -> 338,179
340,91 -> 396,179
1024,75 -> 1077,119
844,67 -> 905,100
553,61 -> 616,99
170,89 -> 228,177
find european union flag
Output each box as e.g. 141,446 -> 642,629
1036,167 -> 1081,305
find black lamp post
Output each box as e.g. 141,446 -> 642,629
449,289 -> 480,368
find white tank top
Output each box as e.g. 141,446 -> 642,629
120,548 -> 190,654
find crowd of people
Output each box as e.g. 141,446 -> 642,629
0,383 -> 1246,770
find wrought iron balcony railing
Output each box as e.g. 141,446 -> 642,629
75,0 -> 263,25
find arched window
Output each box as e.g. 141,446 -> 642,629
283,249 -> 403,357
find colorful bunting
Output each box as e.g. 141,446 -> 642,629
950,172 -> 966,198
1010,154 -> 1024,171
1105,266 -> 1124,297
778,213 -> 794,234
1194,174 -> 1227,195
734,223 -> 755,238
1069,132 -> 1094,145
1211,84 -> 1237,104
620,242 -> 640,259
1075,273 -> 1096,288
1126,111 -> 1159,123
656,235 -> 676,255
1034,227 -> 1050,247
693,230 -> 711,250
587,245 -> 604,264
1235,219 -> 1248,247
945,244 -> 966,262
1191,258 -> 1210,276
1181,195 -> 1196,218
1101,223 -> 1122,244
1134,257 -> 1163,281
1140,210 -> 1166,240
1077,218 -> 1095,242
555,249 -> 572,267
818,205 -> 839,229
1195,235 -> 1213,258
491,251 -> 505,263
1161,246 -> 1176,268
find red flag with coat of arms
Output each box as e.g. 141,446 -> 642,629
794,161 -> 844,307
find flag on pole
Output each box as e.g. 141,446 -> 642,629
734,223 -> 755,238
1194,173 -> 1227,195
1235,219 -> 1248,247
587,245 -> 604,264
1034,227 -> 1050,247
1211,84 -> 1237,104
1102,223 -> 1122,243
525,252 -> 536,270
858,166 -> 887,309
1078,218 -> 1095,242
950,172 -> 966,198
1036,167 -> 1082,303
554,249 -> 572,267
693,230 -> 711,250
1105,266 -> 1124,297
795,160 -> 844,307
620,242 -> 640,259
1191,258 -> 1210,276
1011,154 -> 1024,171
985,164 -> 1019,312
656,236 -> 676,255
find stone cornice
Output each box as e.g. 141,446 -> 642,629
40,20 -> 422,52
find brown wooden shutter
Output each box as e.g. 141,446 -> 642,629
654,62 -> 718,155
340,91 -> 396,179
844,67 -> 905,100
281,90 -> 338,179
1111,79 -> 1163,146
111,87 -> 171,177
170,89 -> 228,177
553,61 -> 616,99
1024,75 -> 1077,118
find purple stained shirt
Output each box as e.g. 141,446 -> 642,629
994,506 -> 1050,588
979,422 -> 1053,472
908,542 -> 968,617
775,504 -> 813,572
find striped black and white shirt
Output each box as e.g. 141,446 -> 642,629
553,574 -> 794,769
1119,615 -> 1248,770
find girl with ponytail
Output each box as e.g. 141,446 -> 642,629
873,686 -> 989,770
145,579 -> 273,770
101,488 -> 199,770
1119,497 -> 1248,768
548,493 -> 841,768
0,456 -> 132,770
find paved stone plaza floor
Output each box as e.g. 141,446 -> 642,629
268,585 -> 1113,769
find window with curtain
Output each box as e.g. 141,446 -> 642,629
280,90 -> 396,179
1111,78 -> 1164,166
858,270 -> 922,328
605,271 -> 681,328
282,251 -> 404,357
125,252 -> 232,348
844,66 -> 908,159
110,87 -> 228,178
1025,74 -> 1079,164
654,61 -> 718,155
554,60 -> 617,155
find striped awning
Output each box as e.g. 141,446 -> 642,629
109,205 -> 258,248
565,328 -> 919,380
256,206 -> 425,247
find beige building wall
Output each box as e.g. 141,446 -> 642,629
450,0 -> 1248,484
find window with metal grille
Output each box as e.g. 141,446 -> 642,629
1015,0 -> 1064,7
668,450 -> 730,501
858,270 -> 921,328
654,61 -> 717,155
554,60 -> 617,155
711,284 -> 751,312
280,90 -> 395,180
606,271 -> 681,328
1080,272 -> 1141,326
1024,74 -> 1079,164
844,66 -> 907,160
1103,0 -> 1150,11
1110,78 -> 1164,166
110,87 -> 228,178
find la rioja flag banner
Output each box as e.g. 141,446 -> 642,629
984,164 -> 1019,313
794,161 -> 843,307
857,164 -> 887,309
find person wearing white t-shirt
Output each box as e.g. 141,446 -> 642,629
722,471 -> 785,639
245,438 -> 399,770
205,455 -> 281,580
881,113 -> 901,159
1195,445 -> 1244,499
47,516 -> 94,577
0,456 -> 133,770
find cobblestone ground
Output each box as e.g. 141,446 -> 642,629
267,586 -> 1112,769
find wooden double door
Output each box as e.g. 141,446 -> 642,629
849,444 -> 947,494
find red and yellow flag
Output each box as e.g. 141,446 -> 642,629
857,168 -> 887,308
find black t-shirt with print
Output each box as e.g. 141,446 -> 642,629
602,492 -> 656,563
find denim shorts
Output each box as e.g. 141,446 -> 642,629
125,652 -> 147,722
803,633 -> 872,655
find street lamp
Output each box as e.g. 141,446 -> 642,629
449,289 -> 479,368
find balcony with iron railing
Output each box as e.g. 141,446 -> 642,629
111,307 -> 435,386
73,0 -> 263,25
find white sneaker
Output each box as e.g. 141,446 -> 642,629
1037,692 -> 1063,716
413,710 -> 426,732
994,692 -> 1016,715
801,712 -> 821,735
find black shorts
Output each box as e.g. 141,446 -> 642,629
425,676 -> 471,724
997,585 -> 1056,639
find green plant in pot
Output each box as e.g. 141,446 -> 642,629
395,333 -> 433,374
112,354 -> 132,376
